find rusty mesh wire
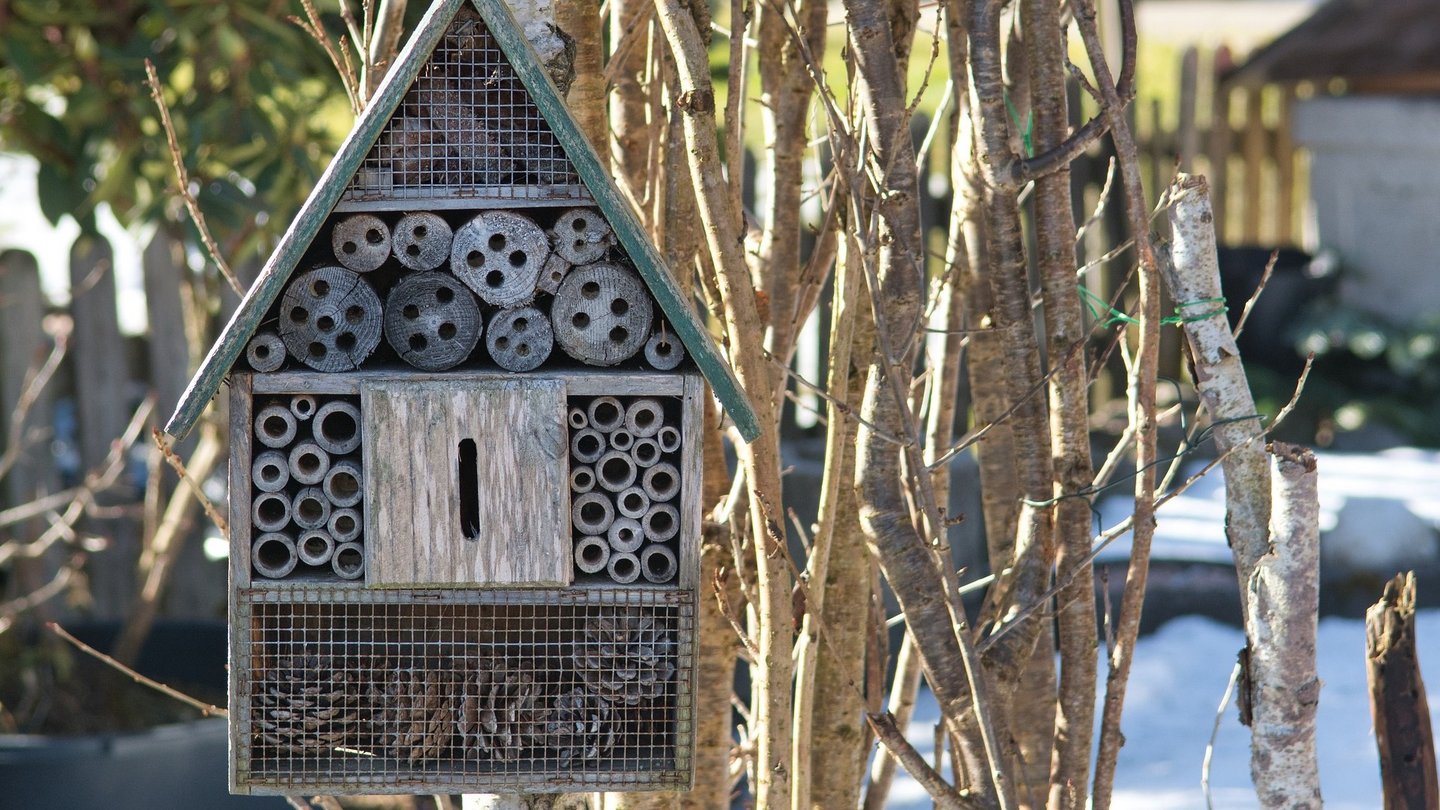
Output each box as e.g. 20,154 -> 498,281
235,588 -> 693,793
343,7 -> 587,205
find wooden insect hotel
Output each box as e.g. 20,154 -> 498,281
164,0 -> 757,795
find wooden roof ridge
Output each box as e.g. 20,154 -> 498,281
1227,0 -> 1440,87
164,0 -> 759,443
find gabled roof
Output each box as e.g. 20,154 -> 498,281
164,0 -> 758,442
1227,0 -> 1440,89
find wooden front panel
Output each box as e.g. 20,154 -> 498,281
362,379 -> 570,586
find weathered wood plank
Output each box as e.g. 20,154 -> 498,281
252,368 -> 685,396
679,373 -> 703,590
230,374 -> 254,590
0,250 -> 56,508
363,378 -> 571,586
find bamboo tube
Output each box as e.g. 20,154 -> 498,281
616,486 -> 650,519
606,551 -> 640,584
254,404 -> 298,449
607,517 -> 644,553
332,542 -> 365,579
656,425 -> 681,454
644,330 -> 685,370
640,544 -> 678,584
624,398 -> 664,437
331,213 -> 391,272
289,394 -> 317,421
252,532 -> 298,579
630,437 -> 661,468
252,451 -> 291,493
252,491 -> 292,533
568,406 -> 589,430
572,492 -> 615,535
246,331 -> 285,373
292,487 -> 331,531
641,462 -> 680,502
574,536 -> 610,574
586,396 -> 624,432
570,428 -> 606,464
313,401 -> 362,455
596,451 -> 638,493
323,460 -> 363,507
642,503 -> 679,542
570,466 -> 596,493
297,530 -> 335,567
328,508 -> 362,543
288,441 -> 331,485
608,428 -> 635,452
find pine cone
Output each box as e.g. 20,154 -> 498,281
545,686 -> 616,762
373,666 -> 455,764
457,660 -> 545,761
572,608 -> 676,707
253,650 -> 363,756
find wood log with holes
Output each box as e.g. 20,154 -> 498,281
391,212 -> 453,271
246,331 -> 285,372
1367,572 -> 1439,810
644,329 -> 685,370
384,271 -> 482,371
551,208 -> 613,264
331,214 -> 391,273
551,264 -> 653,365
451,211 -> 550,306
278,267 -> 383,372
485,305 -> 553,371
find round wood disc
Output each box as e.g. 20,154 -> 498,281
278,267 -> 384,372
551,263 -> 654,365
485,305 -> 553,372
246,331 -> 285,372
392,212 -> 454,271
450,211 -> 550,307
644,329 -> 686,370
551,208 -> 613,265
331,214 -> 391,272
384,271 -> 483,371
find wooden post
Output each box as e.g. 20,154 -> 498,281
1366,572 -> 1439,810
1207,47 -> 1233,244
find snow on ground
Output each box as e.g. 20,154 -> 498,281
892,609 -> 1440,809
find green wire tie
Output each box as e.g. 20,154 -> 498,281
1078,286 -> 1228,328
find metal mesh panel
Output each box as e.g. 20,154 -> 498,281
344,7 -> 588,205
235,588 -> 693,793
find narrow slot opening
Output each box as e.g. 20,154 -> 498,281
458,438 -> 480,539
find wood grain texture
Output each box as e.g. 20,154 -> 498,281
679,374 -> 703,589
251,369 -> 684,396
229,375 -> 254,589
362,378 -> 571,586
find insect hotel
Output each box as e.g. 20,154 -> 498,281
164,0 -> 757,795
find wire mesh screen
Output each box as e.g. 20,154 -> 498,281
343,7 -> 588,205
235,588 -> 693,793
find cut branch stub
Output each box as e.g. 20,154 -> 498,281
289,395 -> 317,421
537,253 -> 571,296
331,214 -> 391,273
642,503 -> 679,542
551,264 -> 654,366
570,429 -> 606,464
607,517 -> 644,553
278,267 -> 383,372
323,460 -> 363,508
246,331 -> 285,372
551,208 -> 614,264
451,211 -> 550,307
642,462 -> 680,502
607,551 -> 641,584
485,305 -> 554,372
574,536 -> 610,574
384,271 -> 482,371
252,493 -> 292,533
572,492 -> 615,535
332,542 -> 364,579
392,212 -> 454,271
643,329 -> 685,370
624,398 -> 664,437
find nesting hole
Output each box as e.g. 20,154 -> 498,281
488,233 -> 506,251
410,334 -> 428,352
439,322 -> 457,340
572,312 -> 590,329
403,304 -> 421,320
365,228 -> 384,244
312,279 -> 330,297
316,315 -> 335,332
308,342 -> 327,359
486,270 -> 505,288
289,306 -> 309,323
467,250 -> 484,268
581,281 -> 601,299
609,326 -> 629,344
436,286 -> 455,304
611,299 -> 629,316
255,537 -> 291,570
296,496 -> 325,524
336,332 -> 357,352
508,250 -> 526,267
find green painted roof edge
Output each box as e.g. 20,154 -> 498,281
166,0 -> 760,444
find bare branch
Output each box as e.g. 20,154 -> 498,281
48,622 -> 227,717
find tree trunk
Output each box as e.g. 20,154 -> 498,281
1367,572 -> 1439,810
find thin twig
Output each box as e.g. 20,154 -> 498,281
1203,661 -> 1242,810
48,622 -> 227,717
152,427 -> 227,535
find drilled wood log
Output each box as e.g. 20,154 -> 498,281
586,396 -> 624,432
252,451 -> 291,493
643,329 -> 685,370
607,517 -> 644,553
252,532 -> 298,579
383,270 -> 483,371
641,462 -> 679,502
537,253 -> 571,295
392,212 -> 453,271
640,544 -> 677,584
451,211 -> 550,306
292,486 -> 332,531
656,425 -> 681,454
328,508 -> 362,543
297,530 -> 335,567
624,398 -> 664,437
289,394 -> 317,421
246,331 -> 286,372
323,460 -> 363,508
608,428 -> 634,452
551,264 -> 653,365
252,492 -> 292,533
607,550 -> 641,584
570,466 -> 596,493
332,542 -> 365,579
288,441 -> 331,485
485,305 -> 553,372
616,486 -> 650,520
642,503 -> 679,542
630,437 -> 661,468
571,428 -> 606,464
278,266 -> 383,371
331,213 -> 391,272
313,401 -> 363,455
572,492 -> 615,535
551,208 -> 614,264
596,451 -> 637,493
1367,572 -> 1439,810
575,535 -> 610,574
254,404 -> 298,448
